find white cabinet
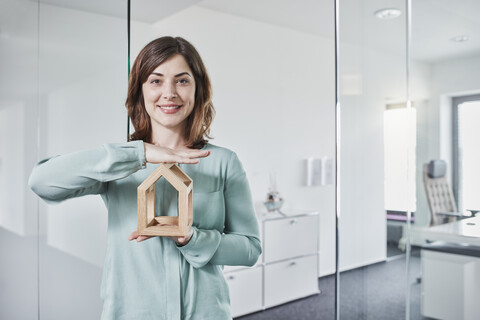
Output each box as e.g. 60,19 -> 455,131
264,215 -> 319,263
224,211 -> 320,318
264,255 -> 319,308
225,266 -> 263,317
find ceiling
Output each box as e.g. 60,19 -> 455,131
196,0 -> 480,63
2,0 -> 480,65
411,0 -> 480,62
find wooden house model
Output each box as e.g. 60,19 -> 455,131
137,163 -> 193,237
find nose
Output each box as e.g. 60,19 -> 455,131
163,81 -> 177,99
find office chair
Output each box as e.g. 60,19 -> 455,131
396,159 -> 478,251
423,159 -> 478,226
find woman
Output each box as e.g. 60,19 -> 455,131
29,36 -> 261,320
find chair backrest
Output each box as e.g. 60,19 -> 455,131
423,160 -> 457,226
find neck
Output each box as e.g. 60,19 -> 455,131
150,125 -> 188,150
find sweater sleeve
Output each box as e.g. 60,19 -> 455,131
29,140 -> 146,204
177,152 -> 262,268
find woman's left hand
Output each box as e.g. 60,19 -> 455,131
128,227 -> 194,246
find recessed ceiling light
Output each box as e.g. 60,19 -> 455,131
374,8 -> 402,19
451,35 -> 469,42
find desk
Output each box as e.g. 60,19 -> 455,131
418,217 -> 480,320
416,216 -> 480,245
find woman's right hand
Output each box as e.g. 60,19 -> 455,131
144,142 -> 210,164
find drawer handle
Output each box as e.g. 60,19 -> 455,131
289,261 -> 297,266
289,219 -> 298,225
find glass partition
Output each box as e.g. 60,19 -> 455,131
36,1 -> 128,318
337,0 -> 411,318
131,0 -> 336,319
411,0 -> 480,222
409,1 -> 480,319
0,0 -> 39,318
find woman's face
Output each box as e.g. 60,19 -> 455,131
142,54 -> 196,133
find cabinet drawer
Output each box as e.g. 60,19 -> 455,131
264,215 -> 318,263
264,255 -> 318,308
225,267 -> 262,317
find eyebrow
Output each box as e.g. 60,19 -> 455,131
151,72 -> 192,78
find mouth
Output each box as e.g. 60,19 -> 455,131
157,104 -> 182,114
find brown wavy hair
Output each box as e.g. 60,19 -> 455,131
126,36 -> 214,149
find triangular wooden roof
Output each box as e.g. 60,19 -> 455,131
138,163 -> 192,192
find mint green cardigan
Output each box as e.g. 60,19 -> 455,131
29,140 -> 262,320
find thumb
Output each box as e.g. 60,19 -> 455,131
177,236 -> 186,243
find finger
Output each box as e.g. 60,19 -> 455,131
162,155 -> 199,164
175,151 -> 210,163
186,150 -> 210,158
136,235 -> 152,242
128,230 -> 139,241
177,150 -> 210,159
178,157 -> 201,164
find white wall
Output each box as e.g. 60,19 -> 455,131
132,6 -> 337,276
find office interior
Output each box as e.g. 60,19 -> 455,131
1,0 -> 479,319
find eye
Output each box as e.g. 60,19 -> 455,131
177,78 -> 190,85
150,79 -> 160,84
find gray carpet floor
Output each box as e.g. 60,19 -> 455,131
236,250 -> 427,320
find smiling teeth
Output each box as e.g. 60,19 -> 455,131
160,106 -> 180,110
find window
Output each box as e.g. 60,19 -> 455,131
452,95 -> 480,212
384,107 -> 416,213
